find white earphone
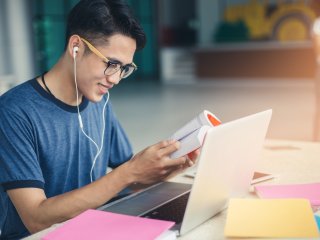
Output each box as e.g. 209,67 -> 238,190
73,46 -> 79,58
73,45 -> 109,183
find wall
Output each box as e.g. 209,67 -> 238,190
0,0 -> 35,86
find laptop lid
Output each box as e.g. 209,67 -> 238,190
179,109 -> 272,235
99,110 -> 272,235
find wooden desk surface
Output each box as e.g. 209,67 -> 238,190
25,139 -> 320,240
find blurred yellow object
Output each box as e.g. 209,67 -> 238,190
223,0 -> 316,41
224,0 -> 269,39
275,17 -> 308,41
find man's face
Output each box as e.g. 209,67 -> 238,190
76,34 -> 136,102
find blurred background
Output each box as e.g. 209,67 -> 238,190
1,0 -> 320,151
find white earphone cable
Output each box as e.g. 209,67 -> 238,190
89,95 -> 108,182
73,49 -> 109,183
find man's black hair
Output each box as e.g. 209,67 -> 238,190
65,0 -> 146,50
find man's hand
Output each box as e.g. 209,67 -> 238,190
163,148 -> 200,181
124,141 -> 200,185
187,148 -> 200,166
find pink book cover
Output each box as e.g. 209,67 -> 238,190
255,182 -> 320,206
42,209 -> 175,240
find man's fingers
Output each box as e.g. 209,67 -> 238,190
164,155 -> 187,168
151,140 -> 197,169
186,158 -> 194,167
153,140 -> 177,150
158,140 -> 180,156
187,149 -> 200,161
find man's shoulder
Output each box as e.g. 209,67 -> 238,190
0,79 -> 37,111
1,78 -> 35,96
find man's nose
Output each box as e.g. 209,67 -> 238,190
106,71 -> 121,85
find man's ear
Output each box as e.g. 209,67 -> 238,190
68,35 -> 81,58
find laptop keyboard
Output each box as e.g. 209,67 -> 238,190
141,192 -> 190,223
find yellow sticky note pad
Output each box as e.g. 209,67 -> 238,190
224,199 -> 319,238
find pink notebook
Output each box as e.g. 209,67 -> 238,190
255,182 -> 320,206
42,209 -> 175,240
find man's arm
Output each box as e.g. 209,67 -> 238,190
8,140 -> 190,234
7,163 -> 133,234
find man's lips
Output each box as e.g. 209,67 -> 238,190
98,83 -> 113,89
98,83 -> 112,94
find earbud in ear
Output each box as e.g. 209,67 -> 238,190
73,46 -> 79,58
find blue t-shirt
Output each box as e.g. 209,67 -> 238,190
0,79 -> 133,239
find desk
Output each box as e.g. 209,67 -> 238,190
25,139 -> 320,240
176,139 -> 320,240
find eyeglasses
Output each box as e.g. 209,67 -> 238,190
80,37 -> 137,79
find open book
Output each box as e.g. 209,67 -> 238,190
169,110 -> 221,158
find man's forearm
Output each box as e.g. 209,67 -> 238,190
9,162 -> 134,233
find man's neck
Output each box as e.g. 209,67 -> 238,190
37,56 -> 82,106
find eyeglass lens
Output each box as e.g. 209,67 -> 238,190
104,63 -> 135,79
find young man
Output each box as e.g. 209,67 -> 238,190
0,0 -> 198,239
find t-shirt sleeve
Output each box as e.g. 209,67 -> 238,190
107,105 -> 133,168
0,107 -> 44,191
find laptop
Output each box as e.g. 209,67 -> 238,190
99,110 -> 272,235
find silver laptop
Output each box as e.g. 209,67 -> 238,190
99,110 -> 272,235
